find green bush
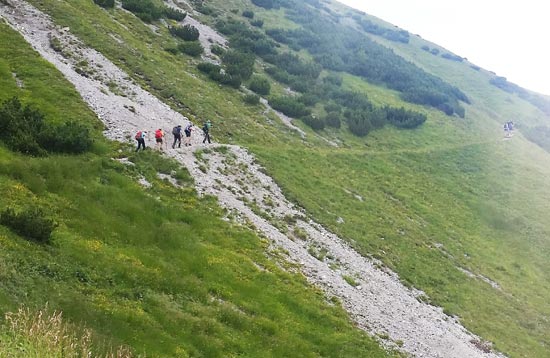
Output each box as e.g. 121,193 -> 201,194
93,0 -> 115,9
242,10 -> 254,18
0,97 -> 94,155
301,115 -> 325,130
222,50 -> 255,81
197,62 -> 221,75
210,44 -> 225,56
269,96 -> 310,117
0,97 -> 46,155
121,0 -> 162,22
250,19 -> 264,28
169,24 -> 200,41
248,76 -> 271,96
346,111 -> 373,137
244,94 -> 260,105
0,207 -> 57,244
38,121 -> 94,154
178,41 -> 204,57
163,6 -> 187,21
324,111 -> 341,128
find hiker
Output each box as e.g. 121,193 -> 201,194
172,125 -> 182,149
202,120 -> 212,144
184,122 -> 194,147
507,121 -> 514,132
503,122 -> 510,137
155,128 -> 165,151
135,130 -> 146,151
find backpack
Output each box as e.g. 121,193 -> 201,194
172,126 -> 179,135
202,123 -> 208,133
155,129 -> 163,139
135,131 -> 142,139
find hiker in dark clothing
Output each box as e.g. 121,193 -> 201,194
135,130 -> 146,151
184,122 -> 193,147
172,125 -> 182,149
202,120 -> 212,144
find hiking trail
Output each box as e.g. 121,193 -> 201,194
0,2 -> 505,357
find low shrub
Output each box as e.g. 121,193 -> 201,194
93,0 -> 115,9
301,115 -> 325,130
163,6 -> 186,21
178,41 -> 204,57
324,111 -> 341,128
0,207 -> 57,244
169,24 -> 200,41
243,94 -> 260,105
269,96 -> 310,117
121,0 -> 162,22
38,121 -> 94,154
197,62 -> 221,74
0,97 -> 46,155
210,44 -> 225,56
248,75 -> 271,96
250,19 -> 264,28
242,10 -> 254,18
0,97 -> 94,155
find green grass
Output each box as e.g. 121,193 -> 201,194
0,21 -> 396,357
5,0 -> 550,357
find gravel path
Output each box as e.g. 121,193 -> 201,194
0,2 -> 505,357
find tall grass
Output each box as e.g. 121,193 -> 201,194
0,306 -> 136,358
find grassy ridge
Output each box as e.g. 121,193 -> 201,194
250,134 -> 550,356
0,21 -> 396,357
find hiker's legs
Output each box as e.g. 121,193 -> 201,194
172,135 -> 178,149
136,138 -> 145,151
203,133 -> 211,144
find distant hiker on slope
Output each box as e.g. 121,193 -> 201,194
155,128 -> 165,151
184,122 -> 194,147
202,120 -> 212,144
172,125 -> 182,149
135,130 -> 146,151
503,122 -> 510,138
507,121 -> 514,134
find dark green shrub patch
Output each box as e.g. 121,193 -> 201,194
37,121 -> 93,154
301,115 -> 325,130
169,24 -> 200,41
121,0 -> 162,22
0,97 -> 93,155
243,94 -> 260,105
93,0 -> 115,9
0,207 -> 57,244
0,97 -> 45,155
248,76 -> 271,96
269,96 -> 310,117
178,41 -> 203,57
163,7 -> 186,21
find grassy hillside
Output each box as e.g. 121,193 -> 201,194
0,20 -> 397,357
2,0 -> 550,357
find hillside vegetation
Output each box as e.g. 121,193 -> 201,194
1,0 -> 550,357
0,20 -> 396,357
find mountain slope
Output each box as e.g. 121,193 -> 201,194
1,0 -> 550,357
0,14 -> 403,358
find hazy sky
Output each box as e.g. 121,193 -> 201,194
337,0 -> 550,96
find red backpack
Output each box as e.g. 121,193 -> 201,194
135,131 -> 142,139
155,129 -> 163,139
